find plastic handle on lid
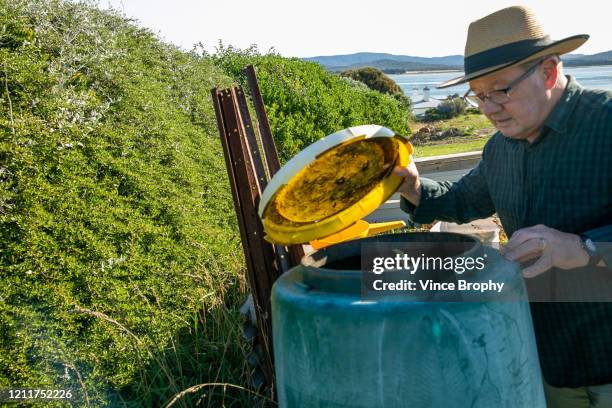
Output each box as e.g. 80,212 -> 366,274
365,220 -> 406,236
309,220 -> 407,250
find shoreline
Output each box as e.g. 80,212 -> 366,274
399,69 -> 464,75
392,64 -> 612,76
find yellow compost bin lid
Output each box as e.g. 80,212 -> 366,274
258,125 -> 413,245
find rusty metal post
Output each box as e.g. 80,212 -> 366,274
211,87 -> 278,390
244,65 -> 305,266
211,69 -> 306,398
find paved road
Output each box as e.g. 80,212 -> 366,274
422,168 -> 472,183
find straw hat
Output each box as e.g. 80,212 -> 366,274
437,5 -> 589,88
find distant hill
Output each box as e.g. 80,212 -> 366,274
305,51 -> 612,73
305,52 -> 463,73
565,50 -> 612,66
304,52 -> 464,68
329,59 -> 462,74
562,53 -> 585,60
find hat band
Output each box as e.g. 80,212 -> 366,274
464,36 -> 553,74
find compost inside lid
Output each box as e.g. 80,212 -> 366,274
274,137 -> 397,223
259,125 -> 412,245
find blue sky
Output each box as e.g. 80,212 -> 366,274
101,0 -> 612,57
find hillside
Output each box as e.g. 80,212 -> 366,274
0,1 -> 411,406
565,50 -> 612,66
304,52 -> 464,68
329,59 -> 461,74
306,50 -> 612,73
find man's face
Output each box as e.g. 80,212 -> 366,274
469,64 -> 548,141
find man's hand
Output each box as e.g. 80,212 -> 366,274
393,156 -> 421,207
501,224 -> 590,278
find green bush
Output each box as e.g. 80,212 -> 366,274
1,1 -> 255,406
438,97 -> 468,117
423,96 -> 468,121
340,67 -> 401,94
212,45 -> 412,160
1,1 -> 414,406
340,67 -> 411,111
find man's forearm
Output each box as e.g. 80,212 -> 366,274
399,182 -> 421,208
400,176 -> 496,225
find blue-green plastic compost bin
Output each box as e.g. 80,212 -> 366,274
271,232 -> 546,407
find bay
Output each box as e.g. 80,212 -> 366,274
389,65 -> 612,100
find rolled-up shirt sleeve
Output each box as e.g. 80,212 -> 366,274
400,160 -> 496,225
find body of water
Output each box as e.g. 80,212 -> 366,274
389,65 -> 612,100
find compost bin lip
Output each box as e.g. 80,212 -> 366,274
297,232 -> 485,295
302,232 -> 483,270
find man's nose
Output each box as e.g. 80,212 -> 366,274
481,99 -> 503,116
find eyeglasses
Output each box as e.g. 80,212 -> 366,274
463,59 -> 544,108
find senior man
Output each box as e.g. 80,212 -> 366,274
395,6 -> 612,408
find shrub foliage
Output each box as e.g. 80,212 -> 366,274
423,96 -> 468,121
340,67 -> 402,94
340,67 -> 411,113
212,46 -> 412,160
1,0 -> 413,406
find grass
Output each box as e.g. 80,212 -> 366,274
409,112 -> 495,157
414,138 -> 489,157
409,111 -> 493,136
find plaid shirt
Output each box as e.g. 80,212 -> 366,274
401,76 -> 612,387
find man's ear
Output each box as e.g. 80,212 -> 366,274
541,58 -> 559,89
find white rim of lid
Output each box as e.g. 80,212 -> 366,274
258,124 -> 396,219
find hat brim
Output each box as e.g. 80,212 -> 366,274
437,34 -> 589,89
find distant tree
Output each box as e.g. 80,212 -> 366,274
423,97 -> 468,121
438,97 -> 467,117
340,67 -> 402,94
340,67 -> 411,111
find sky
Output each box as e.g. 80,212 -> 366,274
101,0 -> 612,58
